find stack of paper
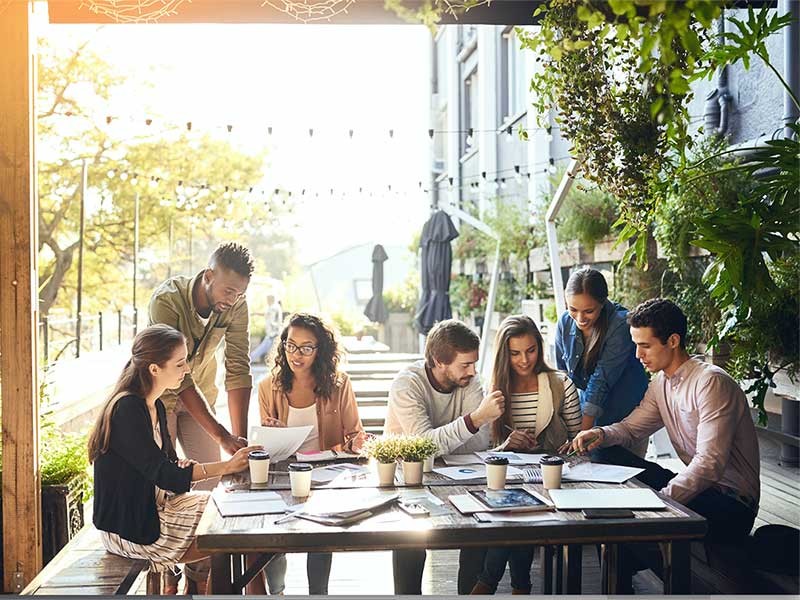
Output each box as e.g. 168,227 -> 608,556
212,489 -> 288,517
433,464 -> 524,481
562,462 -> 644,484
548,488 -> 665,510
296,450 -> 362,462
475,451 -> 547,465
295,489 -> 400,526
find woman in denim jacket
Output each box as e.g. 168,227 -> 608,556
555,268 -> 649,455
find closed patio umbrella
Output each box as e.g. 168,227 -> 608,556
414,210 -> 459,335
363,244 -> 389,323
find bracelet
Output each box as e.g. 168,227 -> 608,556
200,463 -> 208,478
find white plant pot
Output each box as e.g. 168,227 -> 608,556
402,460 -> 423,485
423,455 -> 434,473
376,461 -> 397,486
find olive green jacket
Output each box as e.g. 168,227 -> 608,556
148,271 -> 252,413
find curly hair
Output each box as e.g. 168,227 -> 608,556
628,298 -> 687,349
209,242 -> 254,278
271,313 -> 342,400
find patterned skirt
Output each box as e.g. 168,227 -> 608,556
100,488 -> 210,573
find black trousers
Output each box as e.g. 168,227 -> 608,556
392,547 -> 488,594
594,445 -> 757,591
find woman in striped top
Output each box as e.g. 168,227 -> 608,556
471,315 -> 584,595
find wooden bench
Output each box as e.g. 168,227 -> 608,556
691,540 -> 799,595
22,525 -> 160,595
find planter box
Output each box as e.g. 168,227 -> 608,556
593,237 -> 627,263
41,476 -> 85,566
558,241 -> 581,267
528,247 -> 548,272
379,312 -> 417,354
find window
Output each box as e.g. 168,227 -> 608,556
462,68 -> 479,155
500,28 -> 526,123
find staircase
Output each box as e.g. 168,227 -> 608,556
343,352 -> 421,435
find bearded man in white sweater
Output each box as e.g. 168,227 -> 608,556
385,319 -> 505,594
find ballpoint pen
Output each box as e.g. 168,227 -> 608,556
564,435 -> 598,458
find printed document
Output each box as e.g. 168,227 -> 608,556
562,462 -> 644,484
433,464 -> 523,481
212,489 -> 288,517
548,488 -> 666,510
249,425 -> 313,462
475,451 -> 548,465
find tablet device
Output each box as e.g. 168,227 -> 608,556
468,488 -> 551,512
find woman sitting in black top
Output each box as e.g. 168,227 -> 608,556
88,324 -> 261,593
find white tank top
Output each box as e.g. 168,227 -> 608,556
287,404 -> 320,453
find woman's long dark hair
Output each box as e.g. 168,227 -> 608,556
565,267 -> 611,374
491,315 -> 554,443
88,324 -> 185,463
271,313 -> 342,400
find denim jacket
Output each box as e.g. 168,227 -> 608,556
555,301 -> 648,427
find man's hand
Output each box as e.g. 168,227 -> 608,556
571,428 -> 604,454
470,390 -> 505,427
218,432 -> 249,456
262,417 -> 286,428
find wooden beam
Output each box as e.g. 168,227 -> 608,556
47,0 -> 545,25
0,0 -> 41,592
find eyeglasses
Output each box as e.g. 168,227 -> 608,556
283,341 -> 317,356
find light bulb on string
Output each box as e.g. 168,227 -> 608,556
548,157 -> 557,174
119,171 -> 128,182
148,176 -> 157,188
107,169 -> 115,179
131,173 -> 139,185
545,126 -> 554,143
514,165 -> 522,183
505,125 -> 513,142
428,128 -> 434,141
466,128 -> 474,148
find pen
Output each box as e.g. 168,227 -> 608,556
274,509 -> 304,525
564,435 -> 598,458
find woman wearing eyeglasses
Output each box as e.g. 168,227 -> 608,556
256,312 -> 368,594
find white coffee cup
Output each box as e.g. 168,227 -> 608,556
248,450 -> 270,485
540,455 -> 565,490
484,456 -> 509,490
288,463 -> 313,497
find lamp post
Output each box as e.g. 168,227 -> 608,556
75,159 -> 87,358
133,191 -> 139,334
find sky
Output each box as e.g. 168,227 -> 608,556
39,14 -> 432,266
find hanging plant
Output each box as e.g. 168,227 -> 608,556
520,0 -> 722,264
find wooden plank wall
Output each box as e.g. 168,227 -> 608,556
0,0 -> 42,592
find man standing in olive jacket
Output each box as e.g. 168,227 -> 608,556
148,242 -> 253,490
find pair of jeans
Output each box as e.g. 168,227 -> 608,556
477,546 -> 535,592
266,552 -> 332,594
594,445 -> 757,591
392,548 -> 487,594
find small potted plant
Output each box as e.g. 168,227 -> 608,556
397,436 -> 438,486
362,435 -> 402,486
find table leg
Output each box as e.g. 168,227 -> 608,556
600,543 -> 623,594
210,553 -> 234,594
555,545 -> 563,594
540,546 -> 554,594
660,540 -> 690,594
563,544 -> 582,593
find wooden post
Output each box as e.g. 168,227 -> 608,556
0,0 -> 41,592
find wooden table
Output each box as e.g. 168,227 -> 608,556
196,467 -> 706,595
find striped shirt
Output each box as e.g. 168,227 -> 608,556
510,377 -> 582,438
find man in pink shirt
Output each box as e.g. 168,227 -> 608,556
573,297 -> 760,540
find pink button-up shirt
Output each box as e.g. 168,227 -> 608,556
601,357 -> 760,507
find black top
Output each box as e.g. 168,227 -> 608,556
92,394 -> 193,545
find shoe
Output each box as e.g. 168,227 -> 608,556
470,581 -> 495,595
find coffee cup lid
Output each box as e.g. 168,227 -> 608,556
540,455 -> 564,466
288,462 -> 313,471
484,455 -> 509,465
249,450 -> 270,460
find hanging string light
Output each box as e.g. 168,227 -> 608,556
260,0 -> 356,24
79,0 -> 188,23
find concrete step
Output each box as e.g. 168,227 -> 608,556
351,378 -> 393,397
358,405 -> 387,428
343,362 -> 415,375
356,397 -> 388,408
345,353 -> 421,364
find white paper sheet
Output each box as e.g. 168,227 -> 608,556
441,454 -> 482,466
548,488 -> 666,510
212,489 -> 288,517
475,511 -> 564,523
562,462 -> 644,484
311,462 -> 371,483
249,425 -> 313,462
432,464 -> 523,481
475,451 -> 548,465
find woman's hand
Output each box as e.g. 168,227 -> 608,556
262,417 -> 286,428
225,445 -> 264,474
177,458 -> 197,469
504,429 -> 538,451
349,431 -> 373,453
556,440 -> 571,455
